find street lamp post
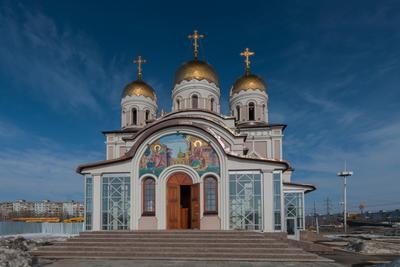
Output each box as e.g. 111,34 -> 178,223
337,169 -> 353,233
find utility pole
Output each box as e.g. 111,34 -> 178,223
338,162 -> 353,233
325,197 -> 331,215
313,200 -> 317,226
313,200 -> 319,234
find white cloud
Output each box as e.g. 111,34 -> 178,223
292,120 -> 400,212
0,118 -> 103,201
0,146 -> 102,201
0,3 -> 130,114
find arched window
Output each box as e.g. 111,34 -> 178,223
262,104 -> 266,119
176,99 -> 181,110
143,177 -> 155,215
192,94 -> 198,109
236,105 -> 241,121
145,110 -> 150,122
204,176 -> 218,214
122,110 -> 126,126
210,98 -> 215,112
248,102 -> 255,121
132,108 -> 137,125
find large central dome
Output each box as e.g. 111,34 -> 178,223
174,60 -> 219,86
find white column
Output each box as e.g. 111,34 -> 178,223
263,171 -> 274,232
131,165 -> 138,230
92,174 -> 102,231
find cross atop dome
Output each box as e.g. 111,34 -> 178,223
188,30 -> 204,60
240,48 -> 255,75
134,55 -> 147,80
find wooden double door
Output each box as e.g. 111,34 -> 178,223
166,172 -> 200,229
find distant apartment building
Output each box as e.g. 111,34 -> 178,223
0,200 -> 83,217
12,200 -> 34,213
0,201 -> 13,216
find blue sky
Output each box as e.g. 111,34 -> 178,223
0,0 -> 399,214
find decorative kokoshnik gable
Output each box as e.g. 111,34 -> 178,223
139,133 -> 220,178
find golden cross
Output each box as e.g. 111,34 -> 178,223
240,48 -> 255,74
133,55 -> 146,79
188,30 -> 204,60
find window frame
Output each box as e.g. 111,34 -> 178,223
192,94 -> 199,109
142,177 -> 156,216
236,105 -> 241,121
248,102 -> 255,121
203,176 -> 218,215
131,108 -> 138,125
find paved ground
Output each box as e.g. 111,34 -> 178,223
316,250 -> 400,266
39,259 -> 345,267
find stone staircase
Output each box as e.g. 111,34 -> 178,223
32,231 -> 332,262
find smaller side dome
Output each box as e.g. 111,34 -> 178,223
174,60 -> 219,86
231,74 -> 267,96
122,80 -> 156,101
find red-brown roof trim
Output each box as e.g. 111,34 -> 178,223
283,182 -> 316,193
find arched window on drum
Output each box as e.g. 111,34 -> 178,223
131,108 -> 138,125
192,94 -> 199,109
210,98 -> 215,112
142,177 -> 155,216
248,102 -> 255,121
204,176 -> 218,214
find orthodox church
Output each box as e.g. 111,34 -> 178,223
77,31 -> 315,237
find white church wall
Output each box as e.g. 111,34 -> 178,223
282,170 -> 292,183
263,171 -> 274,232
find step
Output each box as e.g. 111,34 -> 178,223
77,233 -> 277,240
83,230 -> 268,234
31,231 -> 332,262
31,251 -> 321,259
30,254 -> 332,262
51,241 -> 289,248
68,238 -> 280,244
79,231 -> 287,239
80,232 -> 283,238
37,246 -> 302,254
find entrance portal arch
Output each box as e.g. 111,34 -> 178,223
166,172 -> 200,229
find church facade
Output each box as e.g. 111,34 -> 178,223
77,31 -> 315,236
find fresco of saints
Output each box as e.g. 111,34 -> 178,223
152,145 -> 166,169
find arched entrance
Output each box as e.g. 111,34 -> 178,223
166,172 -> 200,229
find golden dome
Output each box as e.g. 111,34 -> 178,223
231,74 -> 267,95
174,60 -> 219,86
122,80 -> 156,101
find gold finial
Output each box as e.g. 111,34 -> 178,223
188,30 -> 204,60
133,55 -> 147,80
240,48 -> 255,75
